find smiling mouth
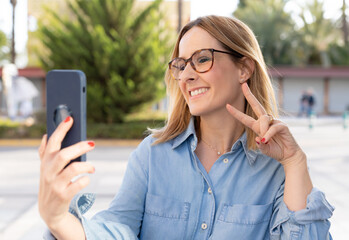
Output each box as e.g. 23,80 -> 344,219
190,88 -> 209,97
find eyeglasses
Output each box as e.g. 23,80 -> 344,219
168,48 -> 243,80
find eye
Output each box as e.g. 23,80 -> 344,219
172,60 -> 186,71
197,56 -> 211,64
172,64 -> 185,71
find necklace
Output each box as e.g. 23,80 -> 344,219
201,138 -> 231,155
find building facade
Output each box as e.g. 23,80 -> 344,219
270,67 -> 349,116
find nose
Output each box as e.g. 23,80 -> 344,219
179,62 -> 196,82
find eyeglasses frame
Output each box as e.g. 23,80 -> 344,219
168,48 -> 243,80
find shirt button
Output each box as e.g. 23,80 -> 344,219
208,187 -> 212,194
201,222 -> 208,230
223,158 -> 229,163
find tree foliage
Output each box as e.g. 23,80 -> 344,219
234,0 -> 301,66
38,0 -> 172,123
297,0 -> 341,66
0,30 -> 8,62
234,0 -> 348,67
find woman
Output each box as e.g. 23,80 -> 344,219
39,15 -> 334,240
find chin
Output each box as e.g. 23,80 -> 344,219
188,106 -> 205,116
189,110 -> 202,117
189,104 -> 229,118
188,106 -> 214,117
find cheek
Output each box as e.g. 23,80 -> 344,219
178,82 -> 188,100
210,68 -> 240,91
211,71 -> 243,102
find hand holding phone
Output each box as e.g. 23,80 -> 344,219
39,70 -> 93,237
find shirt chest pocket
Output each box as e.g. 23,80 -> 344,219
212,203 -> 273,240
140,193 -> 190,240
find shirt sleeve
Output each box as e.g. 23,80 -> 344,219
44,138 -> 151,240
83,146 -> 149,239
270,184 -> 335,240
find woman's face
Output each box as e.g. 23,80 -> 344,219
177,27 -> 245,117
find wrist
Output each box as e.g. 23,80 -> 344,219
281,149 -> 307,171
47,212 -> 71,233
48,212 -> 85,240
282,150 -> 313,211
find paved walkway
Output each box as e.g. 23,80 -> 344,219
0,117 -> 348,239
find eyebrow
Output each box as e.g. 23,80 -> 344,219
177,48 -> 205,59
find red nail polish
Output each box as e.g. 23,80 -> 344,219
261,138 -> 266,143
256,141 -> 260,145
265,141 -> 269,144
64,116 -> 71,123
88,141 -> 95,147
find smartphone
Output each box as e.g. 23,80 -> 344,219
46,70 -> 87,163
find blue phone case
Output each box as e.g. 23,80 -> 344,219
46,70 -> 87,163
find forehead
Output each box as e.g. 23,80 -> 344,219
178,27 -> 221,58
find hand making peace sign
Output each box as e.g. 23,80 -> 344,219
226,82 -> 305,166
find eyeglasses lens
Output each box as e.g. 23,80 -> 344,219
170,49 -> 213,80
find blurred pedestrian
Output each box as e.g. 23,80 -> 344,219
2,64 -> 18,120
298,90 -> 308,117
1,64 -> 38,120
307,88 -> 316,116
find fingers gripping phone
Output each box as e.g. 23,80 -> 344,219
46,70 -> 87,164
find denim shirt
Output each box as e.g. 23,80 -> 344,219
44,118 -> 334,240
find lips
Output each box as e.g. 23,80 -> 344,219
189,87 -> 209,97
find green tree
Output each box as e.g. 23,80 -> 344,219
328,42 -> 349,65
326,0 -> 349,65
298,0 -> 341,66
234,0 -> 301,66
0,30 -> 8,61
38,0 -> 172,123
237,0 -> 248,8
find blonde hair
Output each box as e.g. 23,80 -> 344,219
151,15 -> 278,150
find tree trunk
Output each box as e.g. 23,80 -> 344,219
320,50 -> 331,68
10,0 -> 17,64
342,0 -> 349,46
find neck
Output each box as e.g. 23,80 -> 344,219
198,111 -> 245,154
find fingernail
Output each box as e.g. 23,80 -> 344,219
64,116 -> 71,123
256,141 -> 260,145
265,141 -> 269,144
88,141 -> 95,147
261,138 -> 266,143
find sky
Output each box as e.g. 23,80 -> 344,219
0,0 -> 346,67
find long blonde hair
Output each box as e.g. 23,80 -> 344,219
151,15 -> 278,150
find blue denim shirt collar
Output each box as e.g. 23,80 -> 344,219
171,117 -> 259,165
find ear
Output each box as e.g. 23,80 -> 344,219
239,57 -> 255,83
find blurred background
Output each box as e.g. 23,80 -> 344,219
0,0 -> 348,128
0,0 -> 348,239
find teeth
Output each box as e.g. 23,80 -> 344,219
190,88 -> 208,97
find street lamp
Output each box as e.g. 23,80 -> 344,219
177,0 -> 182,33
10,0 -> 17,64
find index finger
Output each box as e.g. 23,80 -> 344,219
226,104 -> 259,133
45,116 -> 74,155
241,82 -> 267,117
